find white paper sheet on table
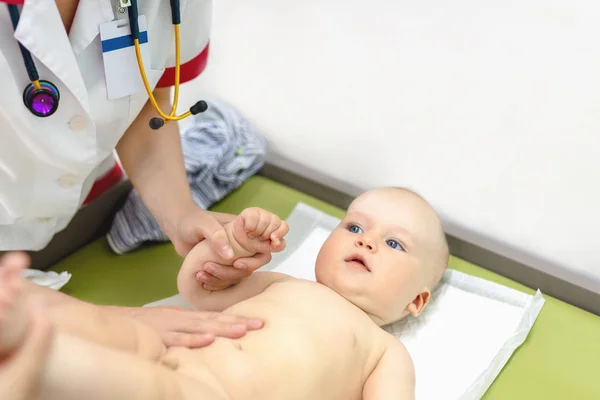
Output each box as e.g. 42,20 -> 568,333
145,202 -> 545,400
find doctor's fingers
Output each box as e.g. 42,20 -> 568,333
0,301 -> 54,400
162,312 -> 261,348
195,217 -> 234,260
161,332 -> 215,349
170,316 -> 262,340
179,309 -> 264,332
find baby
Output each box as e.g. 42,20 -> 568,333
0,187 -> 448,400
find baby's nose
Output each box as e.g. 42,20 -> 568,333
356,238 -> 375,251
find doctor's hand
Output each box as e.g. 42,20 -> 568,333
122,306 -> 263,348
169,205 -> 236,260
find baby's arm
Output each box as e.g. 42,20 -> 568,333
178,209 -> 292,312
363,337 -> 416,400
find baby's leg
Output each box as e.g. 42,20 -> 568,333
13,254 -> 166,361
0,254 -> 228,400
44,298 -> 166,361
40,333 -> 230,400
0,254 -> 30,358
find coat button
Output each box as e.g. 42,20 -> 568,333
69,115 -> 87,131
58,174 -> 78,188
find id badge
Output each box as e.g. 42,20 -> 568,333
99,15 -> 151,100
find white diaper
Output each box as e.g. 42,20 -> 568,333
146,202 -> 545,400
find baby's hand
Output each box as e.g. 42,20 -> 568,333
196,208 -> 289,292
238,207 -> 288,252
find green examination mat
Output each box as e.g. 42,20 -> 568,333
49,176 -> 600,399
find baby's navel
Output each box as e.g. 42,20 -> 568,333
160,356 -> 180,370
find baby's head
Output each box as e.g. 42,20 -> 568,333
315,187 -> 449,326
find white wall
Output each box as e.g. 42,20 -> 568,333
179,0 -> 600,291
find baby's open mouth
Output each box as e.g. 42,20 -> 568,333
345,254 -> 370,272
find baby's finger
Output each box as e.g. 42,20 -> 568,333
234,252 -> 272,272
203,263 -> 251,282
196,271 -> 235,289
196,271 -> 226,287
202,283 -> 231,291
249,213 -> 271,239
270,221 -> 290,242
260,217 -> 282,240
270,238 -> 287,253
0,251 -> 31,271
241,208 -> 260,233
196,264 -> 251,287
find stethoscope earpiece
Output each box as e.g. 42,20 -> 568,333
23,80 -> 60,118
148,101 -> 208,130
149,117 -> 165,130
190,101 -> 208,115
127,0 -> 209,130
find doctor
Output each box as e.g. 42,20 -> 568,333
0,0 -> 274,347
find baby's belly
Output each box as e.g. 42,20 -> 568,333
165,300 -> 368,400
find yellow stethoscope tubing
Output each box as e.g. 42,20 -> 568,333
133,25 -> 188,123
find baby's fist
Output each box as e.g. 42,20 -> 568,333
239,207 -> 288,250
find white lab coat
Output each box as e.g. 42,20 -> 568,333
0,0 -> 212,251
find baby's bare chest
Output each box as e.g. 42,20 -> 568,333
173,282 -> 384,399
235,281 -> 375,342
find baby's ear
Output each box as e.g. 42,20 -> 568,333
405,290 -> 431,317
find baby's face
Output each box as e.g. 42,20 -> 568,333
315,188 -> 444,325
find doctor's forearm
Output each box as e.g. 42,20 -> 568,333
116,88 -> 232,236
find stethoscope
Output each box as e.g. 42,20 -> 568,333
7,0 -> 206,129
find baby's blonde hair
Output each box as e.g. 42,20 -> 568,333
387,186 -> 449,289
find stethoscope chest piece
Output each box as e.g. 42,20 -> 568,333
8,4 -> 60,118
23,80 -> 60,117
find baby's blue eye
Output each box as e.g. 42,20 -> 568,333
386,239 -> 405,251
348,224 -> 363,234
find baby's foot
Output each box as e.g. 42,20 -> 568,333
0,253 -> 31,360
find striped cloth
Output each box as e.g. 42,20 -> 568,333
106,99 -> 267,254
